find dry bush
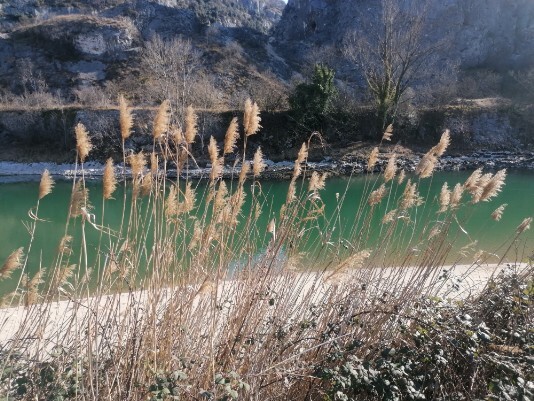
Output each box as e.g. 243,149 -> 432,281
0,101 -> 531,401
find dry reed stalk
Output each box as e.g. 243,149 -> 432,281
439,182 -> 450,212
491,204 -> 507,221
383,154 -> 397,182
368,184 -> 387,206
69,181 -> 89,218
38,169 -> 54,200
244,98 -> 261,136
153,100 -> 170,140
0,247 -> 24,280
252,147 -> 266,178
119,94 -> 133,141
367,147 -> 379,171
223,117 -> 239,155
382,124 -> 393,141
185,105 -> 198,144
75,122 -> 92,163
103,158 -> 117,200
516,217 -> 532,234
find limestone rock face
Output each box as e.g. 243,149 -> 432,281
276,0 -> 534,70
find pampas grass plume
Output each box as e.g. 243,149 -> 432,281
103,158 -> 117,200
153,100 -> 170,140
491,204 -> 507,221
0,247 -> 24,280
118,94 -> 133,141
382,124 -> 393,141
223,117 -> 239,155
367,147 -> 379,171
185,105 -> 198,144
244,98 -> 261,136
253,147 -> 266,178
384,154 -> 397,182
75,122 -> 92,163
516,217 -> 532,234
39,169 -> 54,200
368,184 -> 387,206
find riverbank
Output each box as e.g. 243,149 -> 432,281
1,150 -> 534,181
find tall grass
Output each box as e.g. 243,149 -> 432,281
0,99 -> 532,400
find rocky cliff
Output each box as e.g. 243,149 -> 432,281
276,0 -> 534,70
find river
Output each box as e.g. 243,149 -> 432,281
0,171 -> 533,293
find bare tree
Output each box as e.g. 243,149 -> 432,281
344,0 -> 448,133
141,35 -> 202,123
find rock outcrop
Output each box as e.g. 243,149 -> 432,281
276,0 -> 534,70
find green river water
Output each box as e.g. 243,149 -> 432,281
0,171 -> 533,294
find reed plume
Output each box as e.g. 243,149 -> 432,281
367,147 -> 379,171
129,152 -> 146,178
150,152 -> 158,175
140,173 -> 153,197
214,181 -> 228,212
309,172 -> 328,192
153,100 -> 170,140
244,98 -> 261,136
252,147 -> 266,178
516,217 -> 532,234
38,169 -> 54,200
368,184 -> 387,206
25,268 -> 45,306
172,126 -> 185,144
400,179 -> 422,210
415,153 -> 437,178
178,182 -> 196,214
464,168 -> 482,194
439,182 -> 451,212
450,183 -> 463,208
103,158 -> 117,200
432,129 -> 451,157
118,94 -> 133,141
286,180 -> 296,204
57,235 -> 73,256
75,122 -> 92,163
185,105 -> 198,144
239,161 -> 250,184
208,136 -> 223,181
383,154 -> 397,182
478,169 -> 507,202
223,117 -> 239,155
267,218 -> 276,240
382,124 -> 393,141
293,143 -> 308,179
382,209 -> 397,224
165,185 -> 178,217
55,264 -> 76,291
326,249 -> 371,284
0,247 -> 24,281
491,204 -> 507,221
